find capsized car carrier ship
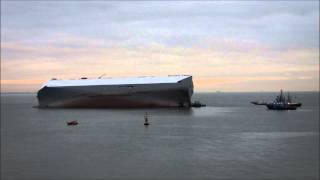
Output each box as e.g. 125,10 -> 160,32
37,75 -> 193,108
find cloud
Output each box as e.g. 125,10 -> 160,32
1,1 -> 319,92
1,1 -> 318,48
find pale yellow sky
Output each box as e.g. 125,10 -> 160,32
1,39 -> 319,92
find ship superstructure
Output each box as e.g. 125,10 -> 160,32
37,75 -> 193,108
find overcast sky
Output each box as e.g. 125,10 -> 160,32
1,1 -> 319,92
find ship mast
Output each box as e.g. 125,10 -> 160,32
280,89 -> 283,103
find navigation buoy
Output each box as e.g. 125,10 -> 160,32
144,112 -> 150,126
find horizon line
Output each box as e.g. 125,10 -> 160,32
1,90 -> 319,94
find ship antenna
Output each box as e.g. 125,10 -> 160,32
98,74 -> 106,79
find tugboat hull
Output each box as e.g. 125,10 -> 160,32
266,104 -> 297,110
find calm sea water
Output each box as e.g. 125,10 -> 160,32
1,92 -> 319,180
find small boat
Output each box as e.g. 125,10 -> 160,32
191,101 -> 206,107
67,120 -> 78,126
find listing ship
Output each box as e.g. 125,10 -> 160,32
37,75 -> 193,108
265,90 -> 302,110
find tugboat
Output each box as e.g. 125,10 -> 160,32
265,90 -> 302,110
191,101 -> 206,108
